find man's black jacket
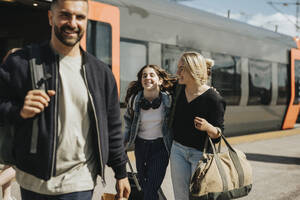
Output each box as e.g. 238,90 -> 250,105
0,42 -> 127,181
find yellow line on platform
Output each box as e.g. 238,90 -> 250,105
128,128 -> 300,161
227,127 -> 300,145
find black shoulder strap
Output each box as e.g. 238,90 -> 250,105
29,44 -> 46,91
28,44 -> 46,154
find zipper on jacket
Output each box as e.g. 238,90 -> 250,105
162,93 -> 172,155
161,105 -> 168,154
50,58 -> 59,177
82,65 -> 105,185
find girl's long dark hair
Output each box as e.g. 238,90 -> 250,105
124,65 -> 177,104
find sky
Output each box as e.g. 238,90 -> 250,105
176,0 -> 299,37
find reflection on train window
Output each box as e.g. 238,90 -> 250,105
277,63 -> 288,105
120,39 -> 147,103
294,60 -> 300,104
211,53 -> 241,105
248,59 -> 272,105
86,20 -> 112,66
162,44 -> 197,74
0,5 -> 50,61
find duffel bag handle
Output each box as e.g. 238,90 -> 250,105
203,133 -> 236,156
203,134 -> 247,188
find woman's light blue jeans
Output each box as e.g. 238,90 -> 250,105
170,141 -> 203,200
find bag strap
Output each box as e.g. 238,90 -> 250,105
218,135 -> 245,187
127,155 -> 142,191
28,44 -> 48,154
219,134 -> 245,187
204,134 -> 246,188
29,44 -> 47,91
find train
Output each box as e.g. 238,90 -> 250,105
1,0 -> 300,136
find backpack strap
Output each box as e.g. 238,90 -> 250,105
29,44 -> 48,91
28,44 -> 47,154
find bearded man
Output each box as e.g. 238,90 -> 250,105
0,0 -> 130,199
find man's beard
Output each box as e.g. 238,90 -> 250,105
54,24 -> 84,47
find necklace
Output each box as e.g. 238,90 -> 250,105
185,85 -> 208,96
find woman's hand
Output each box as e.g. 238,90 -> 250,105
194,117 -> 220,139
194,117 -> 210,131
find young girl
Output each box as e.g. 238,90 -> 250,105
123,65 -> 176,200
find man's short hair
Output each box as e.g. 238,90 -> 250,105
50,0 -> 88,10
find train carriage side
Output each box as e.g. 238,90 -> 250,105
98,0 -> 300,136
1,0 -> 300,136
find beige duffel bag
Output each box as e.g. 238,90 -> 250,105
189,134 -> 252,200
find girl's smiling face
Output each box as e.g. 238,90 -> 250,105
141,67 -> 162,91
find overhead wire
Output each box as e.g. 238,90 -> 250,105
266,0 -> 299,29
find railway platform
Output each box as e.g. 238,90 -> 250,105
3,127 -> 300,200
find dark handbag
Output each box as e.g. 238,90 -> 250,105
128,159 -> 143,200
127,158 -> 167,200
189,135 -> 253,200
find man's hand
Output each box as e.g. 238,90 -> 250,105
20,90 -> 55,119
115,177 -> 131,200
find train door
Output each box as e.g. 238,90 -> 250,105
0,0 -> 50,61
81,1 -> 120,93
0,0 -> 120,93
282,47 -> 300,129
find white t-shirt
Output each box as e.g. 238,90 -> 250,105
138,104 -> 163,140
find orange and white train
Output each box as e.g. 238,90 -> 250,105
1,0 -> 299,136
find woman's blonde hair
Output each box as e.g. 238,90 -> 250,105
180,51 -> 214,86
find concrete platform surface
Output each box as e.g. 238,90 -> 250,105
4,129 -> 300,200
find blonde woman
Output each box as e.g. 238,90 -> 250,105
170,52 -> 226,200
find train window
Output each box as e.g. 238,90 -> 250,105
211,53 -> 241,105
0,4 -> 50,61
86,20 -> 112,66
248,59 -> 272,105
120,39 -> 147,104
277,63 -> 288,105
162,44 -> 197,74
294,60 -> 300,104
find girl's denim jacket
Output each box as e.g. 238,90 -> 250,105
123,91 -> 173,155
